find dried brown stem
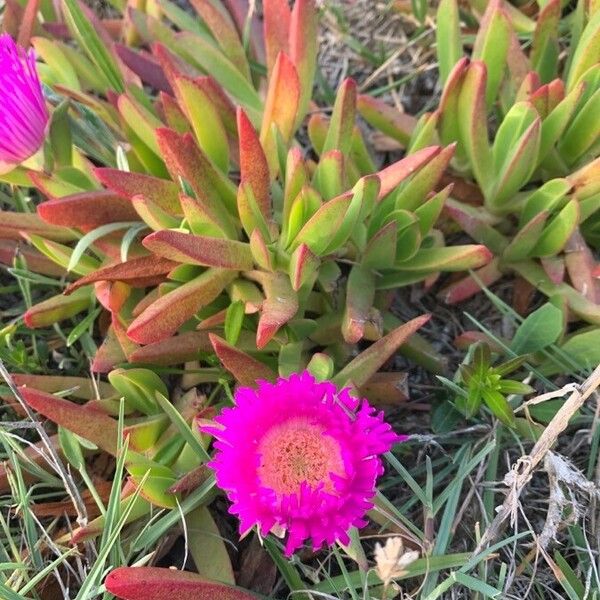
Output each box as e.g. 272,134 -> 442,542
474,364 -> 600,553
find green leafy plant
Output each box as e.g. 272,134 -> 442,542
0,0 -> 491,379
452,343 -> 534,427
359,0 -> 600,330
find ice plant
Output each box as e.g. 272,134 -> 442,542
203,371 -> 400,554
0,34 -> 48,173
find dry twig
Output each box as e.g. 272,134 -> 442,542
475,364 -> 600,553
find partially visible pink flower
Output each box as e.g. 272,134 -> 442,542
202,371 -> 401,555
0,35 -> 48,173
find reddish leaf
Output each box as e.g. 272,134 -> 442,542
114,45 -> 172,93
159,91 -> 192,134
377,146 -> 441,199
0,240 -> 66,277
246,271 -> 299,348
342,265 -> 375,344
0,210 -> 76,242
128,331 -> 212,365
24,288 -> 91,328
156,128 -> 237,218
263,0 -> 291,75
105,567 -> 261,600
260,52 -> 300,174
17,0 -> 40,47
11,374 -> 115,400
37,191 -> 139,229
289,0 -> 317,126
209,334 -> 276,386
438,259 -> 503,304
20,387 -> 118,455
189,0 -> 250,79
333,315 -> 431,388
289,243 -> 318,291
92,324 -> 127,373
94,168 -> 182,215
65,256 -> 176,295
127,269 -> 236,344
143,230 -> 253,270
238,108 -> 271,221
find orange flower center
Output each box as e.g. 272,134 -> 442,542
257,417 -> 344,495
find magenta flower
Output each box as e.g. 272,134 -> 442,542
203,372 -> 401,555
0,35 -> 48,173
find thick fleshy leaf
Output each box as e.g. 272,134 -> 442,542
538,83 -> 583,165
444,199 -> 507,254
472,0 -> 510,106
289,0 -> 318,127
313,150 -> 344,200
92,324 -> 127,373
143,230 -> 253,270
396,245 -> 493,272
0,240 -> 66,276
128,331 -> 213,365
263,0 -> 291,75
24,287 -> 92,328
532,200 -> 580,257
0,210 -> 76,242
322,78 -> 357,155
175,76 -> 230,172
189,0 -> 250,80
247,271 -> 299,348
105,567 -> 261,600
37,191 -> 140,229
65,256 -> 176,294
180,194 -> 229,238
531,0 -> 560,83
377,146 -> 441,199
10,374 -> 115,400
115,44 -> 171,92
457,61 -> 492,193
156,128 -> 237,217
342,265 -> 375,344
436,0 -> 462,86
437,57 -> 469,148
513,261 -> 600,325
333,315 -> 430,388
566,9 -> 600,90
394,144 -> 455,212
118,94 -> 164,157
288,243 -> 318,291
291,194 -> 350,255
127,269 -> 236,344
489,116 -> 541,209
520,178 -> 572,225
356,94 -> 416,147
209,334 -> 276,385
94,168 -> 182,216
238,108 -> 271,220
362,222 -> 397,269
565,230 -> 600,303
187,506 -> 235,584
502,211 -> 549,262
260,52 -> 300,175
438,259 -> 503,304
20,387 -> 118,455
558,88 -> 600,164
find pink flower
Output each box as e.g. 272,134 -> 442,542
203,372 -> 401,555
0,35 -> 48,173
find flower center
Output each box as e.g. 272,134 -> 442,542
257,417 -> 345,495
